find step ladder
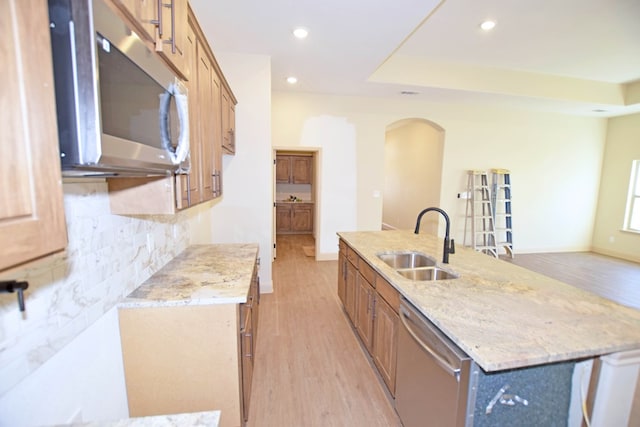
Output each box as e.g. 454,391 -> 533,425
464,170 -> 498,257
491,169 -> 514,258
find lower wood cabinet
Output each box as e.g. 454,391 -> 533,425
338,239 -> 399,396
275,203 -> 313,234
119,266 -> 259,427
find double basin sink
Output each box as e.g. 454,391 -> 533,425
377,251 -> 458,281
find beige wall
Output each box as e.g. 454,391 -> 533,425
384,119 -> 444,233
272,92 -> 608,255
592,112 -> 640,262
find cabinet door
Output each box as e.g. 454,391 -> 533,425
373,296 -> 399,396
240,306 -> 253,422
221,86 -> 236,154
176,21 -> 200,209
344,260 -> 357,323
338,245 -> 347,305
0,0 -> 67,271
355,273 -> 375,353
210,68 -> 223,198
291,156 -> 312,184
197,44 -> 214,201
275,204 -> 292,233
275,156 -> 291,183
155,0 -> 187,77
114,0 -> 156,42
291,204 -> 313,232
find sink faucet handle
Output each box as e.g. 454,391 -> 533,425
449,239 -> 455,254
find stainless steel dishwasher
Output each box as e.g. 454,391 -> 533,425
396,297 -> 474,427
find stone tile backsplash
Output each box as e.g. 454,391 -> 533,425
0,181 -> 190,396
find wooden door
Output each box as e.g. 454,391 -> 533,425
291,156 -> 312,184
114,0 -> 157,42
211,69 -> 223,197
197,43 -> 214,201
337,244 -> 347,305
275,156 -> 291,183
373,296 -> 399,396
156,0 -> 186,76
345,260 -> 357,322
275,204 -> 291,233
355,273 -> 375,353
0,0 -> 67,271
176,21 -> 200,209
291,204 -> 313,232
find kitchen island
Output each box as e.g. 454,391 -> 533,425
338,229 -> 640,425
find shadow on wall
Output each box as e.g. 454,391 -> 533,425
383,118 -> 445,235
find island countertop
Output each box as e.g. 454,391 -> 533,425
120,244 -> 259,308
338,229 -> 640,372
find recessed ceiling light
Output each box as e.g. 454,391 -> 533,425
293,27 -> 308,39
400,90 -> 420,95
592,109 -> 608,113
287,76 -> 298,84
480,20 -> 496,31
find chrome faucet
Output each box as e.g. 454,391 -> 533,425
414,207 -> 456,264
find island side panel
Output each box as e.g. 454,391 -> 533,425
118,304 -> 241,427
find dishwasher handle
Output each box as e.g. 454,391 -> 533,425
400,305 -> 461,379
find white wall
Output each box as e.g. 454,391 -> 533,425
188,53 -> 275,291
592,112 -> 640,262
384,119 -> 444,233
0,181 -> 194,425
272,92 -> 608,254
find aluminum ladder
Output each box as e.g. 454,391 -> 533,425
491,169 -> 514,258
464,170 -> 498,257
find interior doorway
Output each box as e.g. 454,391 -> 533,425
383,119 -> 445,235
272,148 -> 319,260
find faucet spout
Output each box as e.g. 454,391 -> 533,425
414,207 -> 455,264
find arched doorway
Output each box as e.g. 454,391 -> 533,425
383,118 -> 445,235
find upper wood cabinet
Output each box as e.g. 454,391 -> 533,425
221,86 -> 237,155
0,0 -> 67,272
108,4 -> 232,214
110,0 -> 187,79
276,155 -> 313,184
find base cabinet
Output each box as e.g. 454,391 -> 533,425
275,203 -> 313,234
338,239 -> 399,396
119,264 -> 259,427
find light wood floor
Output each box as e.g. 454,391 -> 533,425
248,238 -> 640,426
500,251 -> 640,310
247,234 -> 402,427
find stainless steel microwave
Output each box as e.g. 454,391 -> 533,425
48,0 -> 189,177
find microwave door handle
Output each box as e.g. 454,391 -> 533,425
159,83 -> 189,166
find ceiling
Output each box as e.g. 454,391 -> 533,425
189,0 -> 640,117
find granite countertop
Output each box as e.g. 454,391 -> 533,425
120,244 -> 259,308
276,200 -> 314,204
56,410 -> 221,426
338,229 -> 640,372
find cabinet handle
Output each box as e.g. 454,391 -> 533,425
244,331 -> 253,358
186,173 -> 191,206
167,0 -> 176,53
153,0 -> 163,37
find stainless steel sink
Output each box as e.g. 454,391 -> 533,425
377,251 -> 437,269
397,267 -> 459,281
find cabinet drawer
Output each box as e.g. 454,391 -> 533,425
377,276 -> 400,314
346,246 -> 358,266
359,260 -> 376,288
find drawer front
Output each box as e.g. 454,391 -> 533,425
377,275 -> 400,314
359,260 -> 376,288
346,246 -> 358,266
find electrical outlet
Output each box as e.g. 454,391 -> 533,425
458,191 -> 470,199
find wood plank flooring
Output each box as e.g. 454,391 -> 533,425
247,234 -> 402,427
501,252 -> 640,310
